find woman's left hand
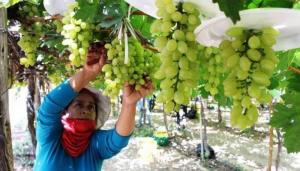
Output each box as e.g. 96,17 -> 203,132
122,81 -> 154,106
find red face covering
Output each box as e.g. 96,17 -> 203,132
61,115 -> 96,157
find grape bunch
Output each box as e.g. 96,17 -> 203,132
102,37 -> 160,98
201,47 -> 224,96
18,4 -> 43,67
220,27 -> 279,129
60,2 -> 94,66
151,0 -> 201,113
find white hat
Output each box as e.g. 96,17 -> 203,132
81,87 -> 111,129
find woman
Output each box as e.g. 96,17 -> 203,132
33,44 -> 153,171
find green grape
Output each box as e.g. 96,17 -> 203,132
246,105 -> 259,123
150,20 -> 162,34
237,69 -> 249,80
226,27 -> 243,37
163,89 -> 175,101
230,104 -> 243,126
248,35 -> 261,49
226,54 -> 240,68
219,40 -> 232,50
182,2 -> 195,13
237,115 -> 250,130
165,101 -> 175,113
188,14 -> 198,25
186,48 -> 197,61
179,57 -> 189,69
241,96 -> 252,108
161,21 -> 173,33
247,49 -> 261,61
177,41 -> 188,53
252,71 -> 270,86
186,32 -> 195,41
260,59 -> 275,74
174,91 -> 185,104
258,90 -> 272,104
232,39 -> 242,49
160,78 -> 174,89
240,56 -> 252,72
166,4 -> 176,14
171,11 -> 182,22
166,39 -> 177,51
261,34 -> 276,46
172,30 -> 185,40
223,78 -> 238,96
248,84 -> 261,99
262,27 -> 279,36
221,47 -> 235,58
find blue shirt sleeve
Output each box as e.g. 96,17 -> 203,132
91,129 -> 131,159
36,80 -> 78,145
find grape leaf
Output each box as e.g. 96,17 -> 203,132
270,73 -> 300,153
275,49 -> 296,72
262,0 -> 293,8
130,14 -> 153,40
287,72 -> 300,93
212,0 -> 244,23
25,0 -> 41,4
75,0 -> 100,23
98,0 -> 128,28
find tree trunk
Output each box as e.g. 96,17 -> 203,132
26,70 -> 37,154
275,129 -> 282,171
267,102 -> 274,171
217,103 -> 222,123
0,8 -> 14,171
200,98 -> 208,145
199,97 -> 208,160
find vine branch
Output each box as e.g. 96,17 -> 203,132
288,66 -> 300,75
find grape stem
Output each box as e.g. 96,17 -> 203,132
142,44 -> 158,53
288,66 -> 300,75
28,14 -> 62,23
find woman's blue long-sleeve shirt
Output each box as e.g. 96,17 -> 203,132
33,80 -> 131,171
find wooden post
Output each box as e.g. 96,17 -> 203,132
267,101 -> 274,171
26,70 -> 37,154
0,7 -> 14,171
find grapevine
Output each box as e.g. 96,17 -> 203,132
220,26 -> 279,129
151,0 -> 201,113
18,4 -> 43,67
102,37 -> 160,98
201,47 -> 225,96
60,2 -> 94,66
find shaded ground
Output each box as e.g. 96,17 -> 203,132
9,87 -> 300,170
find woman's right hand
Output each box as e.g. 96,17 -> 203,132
83,42 -> 107,81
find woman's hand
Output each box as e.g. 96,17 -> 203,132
70,43 -> 106,92
82,43 -> 107,81
122,81 -> 154,106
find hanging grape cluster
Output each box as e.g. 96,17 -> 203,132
18,4 -> 43,67
102,37 -> 160,97
220,27 -> 279,129
61,2 -> 94,66
200,47 -> 225,96
151,0 -> 201,113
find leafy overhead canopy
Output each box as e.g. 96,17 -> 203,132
212,0 -> 244,23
